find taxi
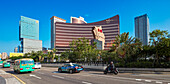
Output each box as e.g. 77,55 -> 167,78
58,63 -> 83,74
3,62 -> 10,68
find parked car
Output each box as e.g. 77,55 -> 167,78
34,62 -> 41,69
58,63 -> 83,74
3,62 -> 10,68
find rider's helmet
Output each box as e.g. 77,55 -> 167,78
110,61 -> 113,64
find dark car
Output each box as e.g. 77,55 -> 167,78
58,63 -> 83,74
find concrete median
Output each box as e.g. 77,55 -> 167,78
41,63 -> 170,73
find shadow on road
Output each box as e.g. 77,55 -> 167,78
90,73 -> 105,75
52,71 -> 60,73
5,71 -> 32,75
52,71 -> 80,74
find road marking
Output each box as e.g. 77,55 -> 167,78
11,74 -> 26,84
135,79 -> 142,81
30,74 -> 41,79
52,75 -> 64,79
145,80 -> 151,82
82,81 -> 92,84
156,81 -> 162,83
168,83 -> 170,84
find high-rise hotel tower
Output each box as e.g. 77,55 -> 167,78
51,15 -> 120,54
135,14 -> 149,45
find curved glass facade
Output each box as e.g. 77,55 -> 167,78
51,15 -> 120,54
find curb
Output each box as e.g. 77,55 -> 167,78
0,69 -> 25,84
0,76 -> 6,84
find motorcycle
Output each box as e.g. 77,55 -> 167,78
104,67 -> 119,75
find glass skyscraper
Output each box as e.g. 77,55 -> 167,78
19,16 -> 42,53
135,14 -> 149,45
19,16 -> 39,40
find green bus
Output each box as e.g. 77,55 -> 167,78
13,58 -> 35,73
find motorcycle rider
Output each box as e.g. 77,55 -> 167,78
107,61 -> 115,71
104,61 -> 119,75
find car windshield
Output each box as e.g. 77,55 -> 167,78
4,62 -> 10,64
21,60 -> 34,64
34,62 -> 41,65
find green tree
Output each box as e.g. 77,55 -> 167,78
47,51 -> 53,62
52,48 -> 58,62
149,29 -> 169,66
110,32 -> 142,66
67,37 -> 99,62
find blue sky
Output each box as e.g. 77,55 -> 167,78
0,0 -> 170,55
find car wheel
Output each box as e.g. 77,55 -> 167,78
104,71 -> 107,74
28,71 -> 32,73
14,70 -> 16,73
69,69 -> 73,74
17,70 -> 20,74
58,68 -> 62,73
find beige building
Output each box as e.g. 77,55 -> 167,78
70,16 -> 87,24
14,47 -> 18,53
1,52 -> 8,60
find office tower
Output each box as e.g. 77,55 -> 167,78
135,14 -> 149,45
19,16 -> 42,53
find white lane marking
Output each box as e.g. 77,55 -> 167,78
145,80 -> 151,82
156,81 -> 162,83
82,81 -> 92,84
168,83 -> 170,84
30,74 -> 41,79
52,75 -> 64,79
135,79 -> 142,81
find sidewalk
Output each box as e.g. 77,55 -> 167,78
0,69 -> 21,84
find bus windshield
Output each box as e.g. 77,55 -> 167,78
21,60 -> 34,64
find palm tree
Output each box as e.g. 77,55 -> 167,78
110,32 -> 142,65
37,51 -> 44,62
52,48 -> 57,62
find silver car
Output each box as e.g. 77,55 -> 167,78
34,62 -> 41,69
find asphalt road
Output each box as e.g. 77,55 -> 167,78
1,66 -> 170,84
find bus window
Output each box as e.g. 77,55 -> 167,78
21,60 -> 34,65
16,61 -> 19,65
